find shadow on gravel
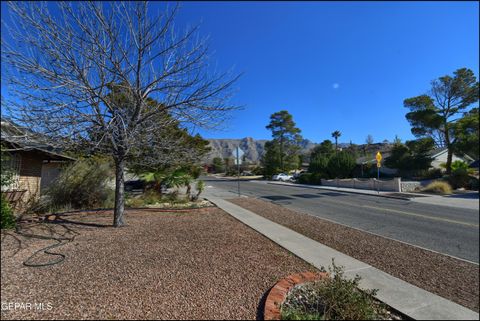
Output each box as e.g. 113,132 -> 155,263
2,212 -> 111,266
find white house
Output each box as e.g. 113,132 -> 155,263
429,147 -> 475,170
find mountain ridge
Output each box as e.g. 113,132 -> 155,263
204,137 -> 390,163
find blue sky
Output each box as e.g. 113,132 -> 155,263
1,2 -> 478,145
173,1 -> 479,144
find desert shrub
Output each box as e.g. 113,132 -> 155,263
447,169 -> 471,189
191,180 -> 205,201
125,197 -> 145,208
421,181 -> 453,194
166,190 -> 182,205
281,260 -> 387,320
298,173 -> 312,184
451,160 -> 470,172
297,173 -> 322,185
469,177 -> 479,191
416,168 -> 443,180
36,157 -> 114,213
142,189 -> 164,205
125,189 -> 164,207
309,173 -> 323,185
1,194 -> 16,229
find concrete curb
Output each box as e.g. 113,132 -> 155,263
207,196 -> 479,320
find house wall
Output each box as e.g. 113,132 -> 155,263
431,152 -> 468,169
40,161 -> 65,192
17,151 -> 43,205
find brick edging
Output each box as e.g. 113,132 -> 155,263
263,272 -> 329,320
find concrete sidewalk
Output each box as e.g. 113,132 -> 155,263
266,181 -> 479,210
206,195 -> 479,320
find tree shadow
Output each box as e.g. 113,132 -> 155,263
2,211 -> 112,266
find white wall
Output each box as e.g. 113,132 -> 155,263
431,151 -> 468,169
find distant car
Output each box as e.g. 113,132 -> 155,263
272,173 -> 293,182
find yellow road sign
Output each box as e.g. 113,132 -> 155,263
377,162 -> 381,168
376,152 -> 382,162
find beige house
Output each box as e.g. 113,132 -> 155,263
1,120 -> 74,213
428,147 -> 475,170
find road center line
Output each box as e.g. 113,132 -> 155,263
361,205 -> 479,228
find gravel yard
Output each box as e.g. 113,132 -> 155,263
1,207 -> 314,320
229,197 -> 480,312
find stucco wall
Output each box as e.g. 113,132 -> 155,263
321,177 -> 401,192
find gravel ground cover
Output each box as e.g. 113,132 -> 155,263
229,197 -> 480,312
1,207 -> 314,320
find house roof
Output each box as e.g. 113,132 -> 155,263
428,147 -> 448,158
1,120 -> 75,161
428,147 -> 475,162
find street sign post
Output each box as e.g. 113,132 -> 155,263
233,147 -> 245,196
376,152 -> 382,180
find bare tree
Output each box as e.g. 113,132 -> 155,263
1,1 -> 240,227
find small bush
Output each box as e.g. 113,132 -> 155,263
125,197 -> 145,208
417,168 -> 443,180
451,160 -> 470,172
297,173 -> 322,185
469,177 -> 479,191
421,181 -> 453,194
281,260 -> 387,320
1,194 -> 16,229
191,180 -> 205,201
141,189 -> 164,205
297,173 -> 312,184
36,157 -> 115,213
447,169 -> 471,189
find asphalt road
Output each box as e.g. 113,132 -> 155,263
203,177 -> 480,263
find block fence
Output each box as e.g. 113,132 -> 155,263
320,177 -> 402,192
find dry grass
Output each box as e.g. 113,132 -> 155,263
421,181 -> 453,194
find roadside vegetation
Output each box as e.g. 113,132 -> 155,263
281,261 -> 398,320
2,2 -> 239,227
421,181 -> 453,195
230,68 -> 479,191
1,147 -> 16,229
33,156 -> 115,214
126,166 -> 208,209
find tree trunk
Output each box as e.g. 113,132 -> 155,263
113,157 -> 126,227
446,148 -> 453,175
280,135 -> 284,172
444,122 -> 452,175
